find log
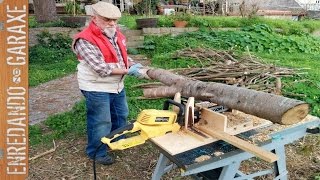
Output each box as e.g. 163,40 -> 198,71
144,68 -> 309,125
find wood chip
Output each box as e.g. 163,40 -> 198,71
195,155 -> 211,162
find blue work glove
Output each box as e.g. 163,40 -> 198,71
128,63 -> 143,77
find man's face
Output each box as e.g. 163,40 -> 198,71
93,15 -> 118,29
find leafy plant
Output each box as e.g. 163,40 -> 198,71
134,0 -> 159,16
241,24 -> 273,33
171,12 -> 192,22
64,0 -> 83,16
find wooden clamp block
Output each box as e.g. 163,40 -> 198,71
198,108 -> 227,132
184,97 -> 195,130
172,92 -> 181,114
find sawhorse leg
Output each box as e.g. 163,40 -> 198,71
273,145 -> 288,180
152,153 -> 175,180
219,162 -> 241,180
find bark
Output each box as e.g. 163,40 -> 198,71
144,68 -> 309,125
33,0 -> 57,23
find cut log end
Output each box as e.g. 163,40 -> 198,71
281,104 -> 309,125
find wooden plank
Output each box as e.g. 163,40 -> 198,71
195,126 -> 278,163
199,108 -> 227,132
0,0 -> 29,179
151,130 -> 216,155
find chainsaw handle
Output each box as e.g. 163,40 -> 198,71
163,99 -> 184,124
105,123 -> 134,139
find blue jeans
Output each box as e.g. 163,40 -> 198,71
81,89 -> 129,158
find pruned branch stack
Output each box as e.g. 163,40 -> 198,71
170,48 -> 304,93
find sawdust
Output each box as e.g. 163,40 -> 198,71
223,110 -> 251,127
195,155 -> 211,163
223,110 -> 270,128
213,151 -> 224,156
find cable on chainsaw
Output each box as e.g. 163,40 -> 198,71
93,142 -> 104,180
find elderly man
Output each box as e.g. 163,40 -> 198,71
72,2 -> 143,165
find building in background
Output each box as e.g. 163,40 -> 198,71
226,0 -> 305,20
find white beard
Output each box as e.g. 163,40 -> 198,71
104,27 -> 116,38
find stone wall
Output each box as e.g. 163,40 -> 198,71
28,27 -> 83,46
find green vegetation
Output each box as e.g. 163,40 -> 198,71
29,16 -> 66,28
118,14 -> 138,29
119,15 -> 320,35
29,15 -> 84,28
29,31 -> 77,86
256,53 -> 320,116
64,0 -> 83,15
29,101 -> 86,146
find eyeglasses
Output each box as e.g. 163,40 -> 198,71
97,15 -> 118,23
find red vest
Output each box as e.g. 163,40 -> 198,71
74,22 -> 128,68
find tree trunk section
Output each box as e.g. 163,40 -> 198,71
33,0 -> 57,23
145,68 -> 309,125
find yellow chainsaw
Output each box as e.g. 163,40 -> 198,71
101,99 -> 185,150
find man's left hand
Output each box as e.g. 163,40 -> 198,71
128,63 -> 143,77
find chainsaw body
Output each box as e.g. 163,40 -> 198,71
101,101 -> 184,150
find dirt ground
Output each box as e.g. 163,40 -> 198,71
28,127 -> 319,180
28,72 -> 320,180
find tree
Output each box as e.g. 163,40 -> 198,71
217,0 -> 226,15
239,0 -> 259,18
33,0 -> 57,23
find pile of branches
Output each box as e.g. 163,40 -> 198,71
138,48 -> 306,96
170,47 -> 304,94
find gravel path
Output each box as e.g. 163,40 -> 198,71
29,73 -> 82,125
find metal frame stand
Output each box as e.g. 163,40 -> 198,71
151,119 -> 320,180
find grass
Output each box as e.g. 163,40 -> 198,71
29,31 -> 77,86
257,53 -> 320,115
29,101 -> 86,146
